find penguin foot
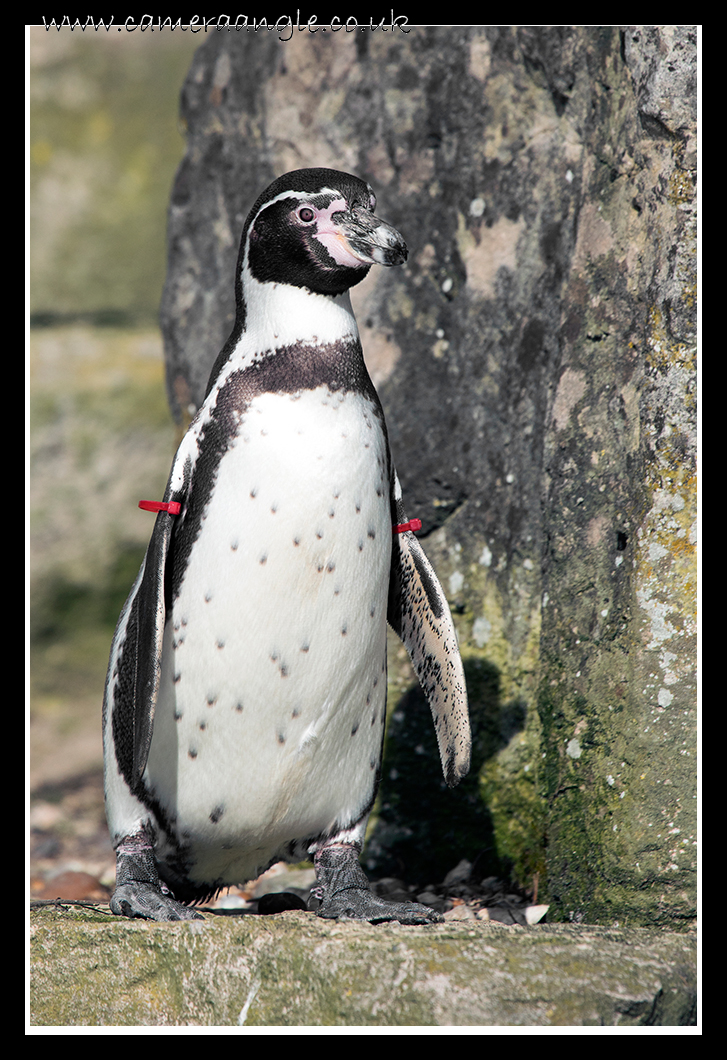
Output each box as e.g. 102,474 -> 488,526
110,838 -> 204,922
110,882 -> 204,921
311,845 -> 443,925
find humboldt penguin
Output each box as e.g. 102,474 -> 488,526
103,168 -> 470,922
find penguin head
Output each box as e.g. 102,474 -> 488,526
241,168 -> 408,298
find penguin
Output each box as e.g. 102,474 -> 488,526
103,168 -> 470,923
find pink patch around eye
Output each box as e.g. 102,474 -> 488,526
312,197 -> 370,268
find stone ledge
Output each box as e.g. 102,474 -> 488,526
29,908 -> 697,1027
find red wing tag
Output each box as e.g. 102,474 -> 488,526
138,500 -> 182,515
393,519 -> 422,534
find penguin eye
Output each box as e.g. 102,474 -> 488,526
297,206 -> 316,223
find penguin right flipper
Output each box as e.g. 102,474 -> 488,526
388,474 -> 470,788
129,505 -> 176,785
104,496 -> 178,801
106,435 -> 194,790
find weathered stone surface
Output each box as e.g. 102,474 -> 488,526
29,908 -> 696,1027
536,26 -> 697,925
158,27 -> 697,923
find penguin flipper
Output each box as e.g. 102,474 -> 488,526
126,503 -> 177,786
105,469 -> 184,797
388,476 -> 470,787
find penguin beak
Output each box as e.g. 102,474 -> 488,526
335,206 -> 408,268
313,202 -> 408,269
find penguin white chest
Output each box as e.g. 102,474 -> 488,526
145,385 -> 391,867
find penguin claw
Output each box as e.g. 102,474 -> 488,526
311,844 -> 443,925
110,882 -> 205,922
312,890 -> 443,925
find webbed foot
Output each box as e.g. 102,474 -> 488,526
311,845 -> 442,925
110,840 -> 204,922
110,882 -> 204,921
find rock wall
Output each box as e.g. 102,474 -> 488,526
159,26 -> 697,925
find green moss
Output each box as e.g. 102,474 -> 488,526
479,705 -> 546,893
365,654 -> 499,884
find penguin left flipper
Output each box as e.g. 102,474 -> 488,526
310,846 -> 442,924
388,474 -> 471,788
